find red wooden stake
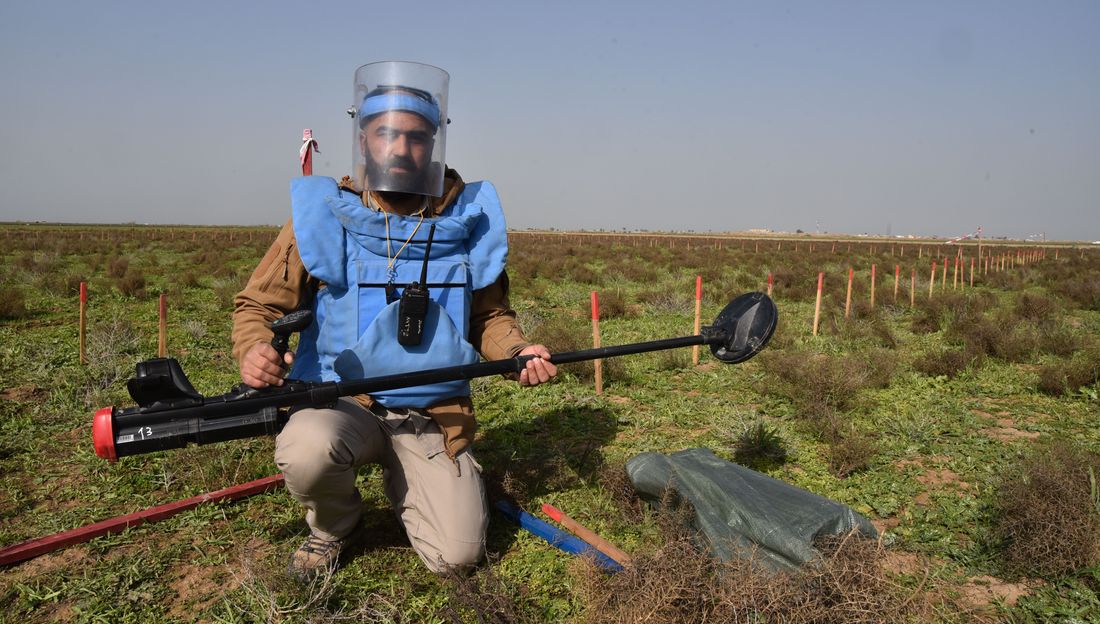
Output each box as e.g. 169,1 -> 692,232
844,267 -> 854,318
158,294 -> 167,358
910,268 -> 916,307
813,272 -> 824,336
591,291 -> 602,395
79,282 -> 87,364
893,264 -> 900,303
0,475 -> 285,566
541,503 -> 633,567
300,129 -> 319,176
870,264 -> 876,309
693,276 -> 702,366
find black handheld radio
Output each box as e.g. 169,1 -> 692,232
397,223 -> 435,346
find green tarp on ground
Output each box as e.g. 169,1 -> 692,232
626,448 -> 878,572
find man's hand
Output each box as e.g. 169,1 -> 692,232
517,344 -> 557,386
240,342 -> 294,389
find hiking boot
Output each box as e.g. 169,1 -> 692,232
287,523 -> 365,583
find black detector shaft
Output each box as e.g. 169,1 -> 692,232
93,293 -> 777,461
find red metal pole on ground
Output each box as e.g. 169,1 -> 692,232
0,475 -> 285,566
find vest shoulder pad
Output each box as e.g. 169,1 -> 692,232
290,176 -> 352,288
457,181 -> 508,290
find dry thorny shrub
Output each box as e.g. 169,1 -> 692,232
822,422 -> 879,479
0,284 -> 29,319
1036,345 -> 1100,396
912,344 -> 984,379
995,438 -> 1100,577
758,350 -> 886,477
438,560 -> 532,624
576,526 -> 975,624
760,349 -> 894,419
230,553 -> 407,624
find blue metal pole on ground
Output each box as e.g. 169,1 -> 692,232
494,500 -> 623,572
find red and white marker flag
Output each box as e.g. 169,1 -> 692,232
945,226 -> 982,245
300,129 -> 320,176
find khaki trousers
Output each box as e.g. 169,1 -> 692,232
274,397 -> 488,573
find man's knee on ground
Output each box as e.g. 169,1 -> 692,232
275,412 -> 355,488
423,540 -> 485,574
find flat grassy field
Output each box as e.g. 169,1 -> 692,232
1,225 -> 1098,623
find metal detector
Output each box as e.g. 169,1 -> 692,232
93,292 -> 777,461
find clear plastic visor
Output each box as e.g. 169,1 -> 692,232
351,61 -> 449,197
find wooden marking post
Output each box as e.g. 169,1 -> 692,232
870,264 -> 876,309
844,267 -> 854,318
158,294 -> 167,358
541,503 -> 633,568
969,257 -> 975,287
909,269 -> 916,307
929,262 -> 936,298
79,282 -> 87,364
941,257 -> 948,291
591,291 -> 602,395
300,128 -> 319,176
893,265 -> 900,303
953,256 -> 959,290
813,272 -> 824,336
766,272 -> 773,297
692,276 -> 702,366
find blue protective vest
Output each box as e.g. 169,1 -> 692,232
287,176 -> 508,408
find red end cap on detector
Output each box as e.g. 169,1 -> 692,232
93,407 -> 118,462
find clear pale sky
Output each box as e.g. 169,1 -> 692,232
1,1 -> 1097,240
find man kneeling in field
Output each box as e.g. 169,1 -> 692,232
232,61 -> 556,581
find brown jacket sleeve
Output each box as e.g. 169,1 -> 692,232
231,218 -> 318,367
468,270 -> 532,362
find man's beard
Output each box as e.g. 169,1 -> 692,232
364,154 -> 429,194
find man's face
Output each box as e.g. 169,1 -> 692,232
359,110 -> 435,192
